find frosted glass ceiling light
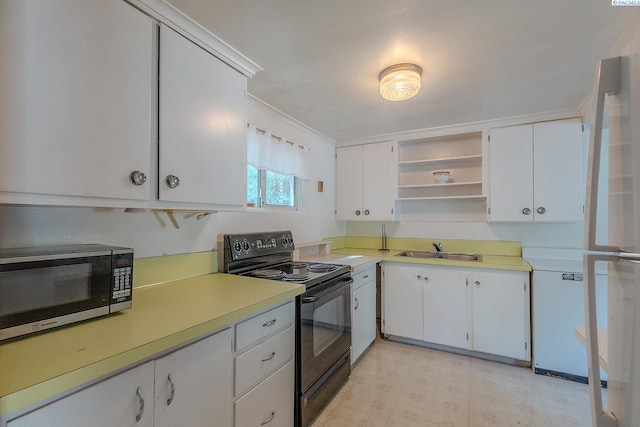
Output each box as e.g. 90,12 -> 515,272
378,63 -> 423,101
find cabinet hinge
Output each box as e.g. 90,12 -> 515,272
582,124 -> 585,132
488,207 -> 491,214
335,209 -> 337,215
391,146 -> 394,153
583,205 -> 586,214
391,208 -> 394,215
525,342 -> 528,351
524,282 -> 527,292
466,278 -> 469,287
488,134 -> 491,142
466,332 -> 469,341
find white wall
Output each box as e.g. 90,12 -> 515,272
0,97 -> 345,258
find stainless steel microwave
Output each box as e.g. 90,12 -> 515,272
0,244 -> 134,341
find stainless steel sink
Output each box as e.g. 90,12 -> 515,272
395,251 -> 482,262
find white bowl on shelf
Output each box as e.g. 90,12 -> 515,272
433,171 -> 451,183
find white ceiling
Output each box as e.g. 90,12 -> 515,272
166,0 -> 639,142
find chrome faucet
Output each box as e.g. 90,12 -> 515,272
432,242 -> 443,252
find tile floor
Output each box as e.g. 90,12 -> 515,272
312,338 -> 603,427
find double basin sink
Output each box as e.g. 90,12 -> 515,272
395,251 -> 482,262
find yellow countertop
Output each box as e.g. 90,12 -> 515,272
329,248 -> 532,272
0,274 -> 305,418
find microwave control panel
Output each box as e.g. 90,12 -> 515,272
111,250 -> 133,307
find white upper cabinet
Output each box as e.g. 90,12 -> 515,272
488,119 -> 583,222
158,25 -> 247,206
0,0 -> 154,201
336,141 -> 395,221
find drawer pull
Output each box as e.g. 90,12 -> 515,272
261,411 -> 276,425
261,352 -> 276,362
167,373 -> 175,406
135,387 -> 145,422
262,319 -> 277,327
362,275 -> 369,279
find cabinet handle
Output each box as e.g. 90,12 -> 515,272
522,208 -> 531,215
165,174 -> 180,189
355,210 -> 361,216
475,280 -> 480,286
364,209 -> 370,215
262,319 -> 277,327
362,275 -> 369,279
166,373 -> 175,406
129,170 -> 147,186
261,411 -> 276,425
135,387 -> 145,422
537,207 -> 546,214
354,297 -> 359,311
261,352 -> 276,362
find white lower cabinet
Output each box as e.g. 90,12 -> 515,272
381,263 -> 424,341
383,262 -> 530,361
8,362 -> 155,427
351,266 -> 377,364
422,267 -> 468,349
5,301 -> 299,427
154,329 -> 233,427
234,361 -> 294,427
233,302 -> 295,427
470,270 -> 530,360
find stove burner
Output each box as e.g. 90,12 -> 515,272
307,263 -> 338,273
283,273 -> 310,282
252,269 -> 286,279
289,262 -> 309,269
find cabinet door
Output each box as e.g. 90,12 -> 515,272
471,270 -> 530,360
154,329 -> 233,427
0,0 -> 154,201
159,25 -> 247,206
351,279 -> 377,363
423,268 -> 469,349
533,119 -> 584,222
362,141 -> 395,221
382,263 -> 423,341
8,362 -> 154,427
335,145 -> 364,220
488,125 -> 534,222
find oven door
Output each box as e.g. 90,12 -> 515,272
299,274 -> 352,392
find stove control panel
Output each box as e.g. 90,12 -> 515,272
224,231 -> 295,261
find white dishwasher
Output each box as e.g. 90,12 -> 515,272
523,247 -> 608,382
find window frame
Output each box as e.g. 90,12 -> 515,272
247,166 -> 303,212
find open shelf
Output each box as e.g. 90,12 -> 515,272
396,131 -> 485,201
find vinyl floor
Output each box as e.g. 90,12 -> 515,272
312,338 -> 603,427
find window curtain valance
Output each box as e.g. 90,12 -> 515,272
247,124 -> 310,177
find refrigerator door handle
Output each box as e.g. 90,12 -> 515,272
584,253 -> 618,427
585,56 -> 620,253
618,251 -> 640,263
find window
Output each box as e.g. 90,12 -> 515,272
247,165 -> 302,210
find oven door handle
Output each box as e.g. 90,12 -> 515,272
301,277 -> 353,303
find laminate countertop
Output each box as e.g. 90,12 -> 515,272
317,248 -> 531,272
0,274 -> 305,418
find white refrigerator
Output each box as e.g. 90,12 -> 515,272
583,54 -> 640,427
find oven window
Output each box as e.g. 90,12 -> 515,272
312,294 -> 345,356
0,264 -> 92,316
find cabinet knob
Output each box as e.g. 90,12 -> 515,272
129,170 -> 147,186
522,208 -> 531,215
165,174 -> 180,189
537,207 -> 546,214
475,280 -> 480,286
364,209 -> 370,215
355,210 -> 361,216
417,274 -> 422,280
424,276 -> 429,281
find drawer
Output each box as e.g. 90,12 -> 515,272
235,361 -> 294,427
235,326 -> 294,396
235,301 -> 294,351
352,266 -> 375,290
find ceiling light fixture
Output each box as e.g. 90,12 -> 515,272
378,63 -> 423,101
